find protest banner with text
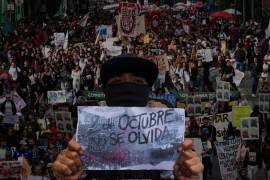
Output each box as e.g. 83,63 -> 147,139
215,138 -> 241,180
0,160 -> 22,179
76,106 -> 185,170
47,90 -> 66,104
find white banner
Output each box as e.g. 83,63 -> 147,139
215,139 -> 241,180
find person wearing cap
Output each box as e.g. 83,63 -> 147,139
52,55 -> 204,179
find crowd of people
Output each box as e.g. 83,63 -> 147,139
0,2 -> 270,179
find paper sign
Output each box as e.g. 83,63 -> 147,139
0,160 -> 22,179
232,106 -> 251,127
55,111 -> 73,133
215,139 -> 241,180
240,117 -> 259,140
47,91 -> 66,104
76,106 -> 185,170
216,81 -> 230,102
54,33 -> 65,48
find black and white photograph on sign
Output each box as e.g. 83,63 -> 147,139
76,106 -> 185,171
240,117 -> 259,140
186,95 -> 202,116
216,81 -> 230,102
55,111 -> 73,133
259,93 -> 270,113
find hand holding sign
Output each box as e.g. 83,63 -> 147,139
52,140 -> 83,180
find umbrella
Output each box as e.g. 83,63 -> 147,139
211,11 -> 236,20
192,1 -> 206,8
223,9 -> 242,15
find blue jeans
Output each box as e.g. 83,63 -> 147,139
236,62 -> 245,72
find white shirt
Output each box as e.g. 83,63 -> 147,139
71,70 -> 81,83
8,66 -> 21,81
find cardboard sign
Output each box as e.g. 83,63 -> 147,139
216,81 -> 230,102
259,93 -> 270,113
55,111 -> 73,133
76,106 -> 185,170
0,160 -> 22,179
232,106 -> 251,127
240,117 -> 259,140
47,91 -> 66,104
215,139 -> 241,180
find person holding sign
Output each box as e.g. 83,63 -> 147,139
52,55 -> 203,179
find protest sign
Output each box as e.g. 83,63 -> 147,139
232,106 -> 251,127
240,117 -> 259,140
3,114 -> 18,124
12,92 -> 26,111
47,90 -> 66,104
215,138 -> 241,180
186,95 -> 202,116
76,106 -> 185,170
259,93 -> 270,113
54,33 -> 65,48
55,111 -> 73,133
82,91 -> 105,101
216,81 -> 230,102
0,160 -> 22,179
214,113 -> 231,141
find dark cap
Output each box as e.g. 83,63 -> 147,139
100,55 -> 158,87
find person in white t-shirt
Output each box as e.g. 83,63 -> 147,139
71,66 -> 81,92
8,62 -> 21,81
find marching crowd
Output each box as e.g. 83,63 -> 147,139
0,3 -> 270,180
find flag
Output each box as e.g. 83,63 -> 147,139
95,30 -> 101,45
96,25 -> 113,39
63,31 -> 69,50
79,12 -> 90,27
266,19 -> 270,39
144,33 -> 150,44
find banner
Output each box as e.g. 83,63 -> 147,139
117,2 -> 145,37
82,91 -> 105,101
96,25 -> 113,39
76,106 -> 185,170
214,113 -> 231,141
186,95 -> 202,116
240,117 -> 259,140
216,81 -> 230,102
47,91 -> 66,104
232,106 -> 251,127
55,111 -> 73,133
215,139 -> 241,180
54,33 -> 65,48
259,93 -> 270,113
0,160 -> 22,179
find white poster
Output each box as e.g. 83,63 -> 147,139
215,138 -> 241,180
216,81 -> 230,102
76,106 -> 185,170
214,113 -> 231,141
0,160 -> 22,179
47,90 -> 66,104
54,33 -> 65,48
240,117 -> 259,140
